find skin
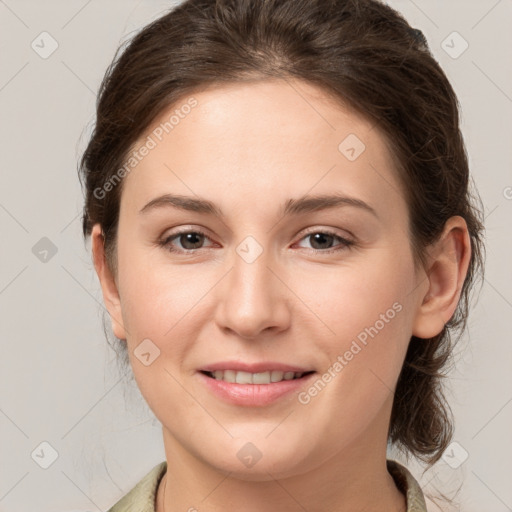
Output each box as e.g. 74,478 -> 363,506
91,78 -> 471,512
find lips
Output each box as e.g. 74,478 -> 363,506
197,361 -> 316,403
197,365 -> 317,406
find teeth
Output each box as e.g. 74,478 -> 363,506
271,370 -> 284,382
207,370 -> 306,384
235,371 -> 253,384
253,372 -> 271,384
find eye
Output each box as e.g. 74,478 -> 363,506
295,230 -> 354,253
159,229 -> 214,253
158,228 -> 354,255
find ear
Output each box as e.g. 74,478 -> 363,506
412,216 -> 472,339
91,224 -> 127,340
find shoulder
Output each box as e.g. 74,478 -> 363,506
106,460 -> 167,512
387,459 -> 428,512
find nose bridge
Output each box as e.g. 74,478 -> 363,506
215,236 -> 289,339
231,244 -> 272,303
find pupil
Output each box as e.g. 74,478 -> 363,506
311,233 -> 333,250
181,233 -> 203,249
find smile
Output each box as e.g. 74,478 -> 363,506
198,367 -> 317,406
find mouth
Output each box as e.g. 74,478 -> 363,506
197,362 -> 317,406
200,369 -> 316,384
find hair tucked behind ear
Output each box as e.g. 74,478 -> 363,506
79,0 -> 485,469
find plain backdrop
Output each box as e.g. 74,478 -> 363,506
0,1 -> 511,511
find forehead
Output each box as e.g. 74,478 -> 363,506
120,78 -> 405,220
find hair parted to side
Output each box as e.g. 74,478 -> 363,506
79,0 -> 484,468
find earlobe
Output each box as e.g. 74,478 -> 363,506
412,216 -> 472,339
91,224 -> 127,340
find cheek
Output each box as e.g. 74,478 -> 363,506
118,264 -> 198,422
291,256 -> 414,435
116,255 -> 220,409
298,251 -> 413,331
117,241 -> 206,342
292,250 -> 416,381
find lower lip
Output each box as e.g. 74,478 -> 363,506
198,371 -> 316,407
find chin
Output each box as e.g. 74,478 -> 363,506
200,438 -> 312,481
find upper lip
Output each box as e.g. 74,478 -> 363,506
200,361 -> 314,373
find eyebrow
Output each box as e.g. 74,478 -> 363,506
139,193 -> 378,218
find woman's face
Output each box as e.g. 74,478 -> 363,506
96,79 -> 430,479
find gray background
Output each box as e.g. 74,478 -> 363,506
0,1 -> 511,511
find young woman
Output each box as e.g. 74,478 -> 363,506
79,0 -> 484,510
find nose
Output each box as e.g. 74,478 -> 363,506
214,243 -> 292,340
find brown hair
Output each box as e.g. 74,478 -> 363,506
79,0 -> 484,469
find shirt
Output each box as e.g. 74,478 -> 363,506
106,459 -> 427,512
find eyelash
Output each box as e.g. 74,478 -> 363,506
158,228 -> 354,255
